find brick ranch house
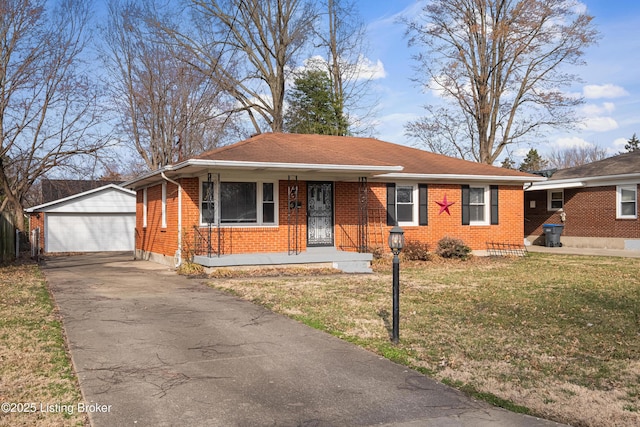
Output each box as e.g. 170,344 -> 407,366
525,150 -> 640,250
124,133 -> 543,272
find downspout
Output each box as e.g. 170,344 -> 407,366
161,172 -> 183,268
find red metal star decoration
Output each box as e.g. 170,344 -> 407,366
436,194 -> 455,215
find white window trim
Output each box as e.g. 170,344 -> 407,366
142,188 -> 148,228
547,189 -> 564,211
469,185 -> 490,226
198,177 -> 279,227
617,185 -> 637,219
396,183 -> 419,227
161,182 -> 167,228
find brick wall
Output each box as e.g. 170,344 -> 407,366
136,179 -> 526,257
525,185 -> 640,239
28,213 -> 45,252
368,183 -> 525,251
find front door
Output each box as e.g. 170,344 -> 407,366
307,182 -> 334,247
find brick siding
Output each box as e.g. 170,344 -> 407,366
136,179 -> 526,257
28,213 -> 45,252
525,185 -> 640,239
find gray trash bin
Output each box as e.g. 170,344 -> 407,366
543,224 -> 564,247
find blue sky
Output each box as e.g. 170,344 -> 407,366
356,0 -> 640,163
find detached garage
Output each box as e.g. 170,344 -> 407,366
27,184 -> 136,253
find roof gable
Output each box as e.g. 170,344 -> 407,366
26,184 -> 135,213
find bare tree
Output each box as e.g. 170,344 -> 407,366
313,0 -> 378,135
165,0 -> 317,134
102,1 -> 238,171
0,0 -> 107,230
547,145 -> 609,169
403,0 -> 598,164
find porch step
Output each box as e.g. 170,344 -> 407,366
193,248 -> 372,273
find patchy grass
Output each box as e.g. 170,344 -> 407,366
0,261 -> 86,427
208,253 -> 640,427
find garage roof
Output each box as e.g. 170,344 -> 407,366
25,184 -> 135,213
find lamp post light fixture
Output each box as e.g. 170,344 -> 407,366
388,225 -> 404,344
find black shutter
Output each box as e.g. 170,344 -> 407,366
461,185 -> 470,225
419,184 -> 428,226
386,183 -> 396,226
490,185 -> 499,225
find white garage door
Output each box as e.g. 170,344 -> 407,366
46,213 -> 135,252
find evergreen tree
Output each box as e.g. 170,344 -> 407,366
500,157 -> 516,169
284,69 -> 348,135
625,133 -> 640,152
519,149 -> 548,172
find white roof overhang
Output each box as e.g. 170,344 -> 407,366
123,159 -> 405,189
373,173 -> 546,184
526,172 -> 640,192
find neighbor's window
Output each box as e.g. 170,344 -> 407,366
469,186 -> 489,225
617,185 -> 637,219
547,190 -> 564,211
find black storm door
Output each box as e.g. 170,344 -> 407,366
307,182 -> 334,247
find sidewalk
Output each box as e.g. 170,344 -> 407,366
527,245 -> 640,258
43,253 -> 567,427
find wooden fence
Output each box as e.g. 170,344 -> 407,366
0,212 -> 16,263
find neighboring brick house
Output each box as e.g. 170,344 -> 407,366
124,133 -> 543,272
524,150 -> 640,250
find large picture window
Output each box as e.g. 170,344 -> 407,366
617,185 -> 637,219
200,178 -> 277,225
221,182 -> 257,223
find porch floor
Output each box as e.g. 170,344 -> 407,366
193,247 -> 373,273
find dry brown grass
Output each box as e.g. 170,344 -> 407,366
0,261 -> 86,427
209,253 -> 640,427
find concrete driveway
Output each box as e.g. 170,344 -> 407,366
43,253 -> 564,427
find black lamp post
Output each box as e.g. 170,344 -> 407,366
388,225 -> 405,344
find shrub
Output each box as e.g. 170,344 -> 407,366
402,239 -> 431,261
177,261 -> 205,276
368,246 -> 386,260
435,236 -> 471,260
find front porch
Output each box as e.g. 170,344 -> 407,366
193,246 -> 373,273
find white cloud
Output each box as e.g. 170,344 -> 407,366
554,137 -> 593,149
354,56 -> 387,80
582,102 -> 615,116
583,84 -> 629,99
579,116 -> 619,132
613,137 -> 629,148
296,55 -> 386,81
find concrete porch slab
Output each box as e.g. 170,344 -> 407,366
193,247 -> 373,273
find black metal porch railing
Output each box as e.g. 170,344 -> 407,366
193,225 -> 225,257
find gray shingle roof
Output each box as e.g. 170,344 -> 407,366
549,150 -> 640,180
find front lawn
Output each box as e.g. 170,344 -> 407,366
0,262 -> 86,427
209,253 -> 640,427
